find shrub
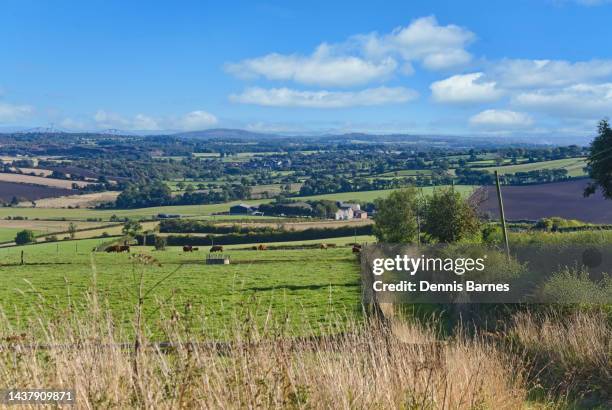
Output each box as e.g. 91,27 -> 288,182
541,266 -> 612,304
154,236 -> 167,251
14,229 -> 36,245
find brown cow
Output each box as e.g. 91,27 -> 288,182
183,245 -> 193,252
352,246 -> 361,254
210,245 -> 224,252
105,245 -> 130,253
319,243 -> 328,250
257,244 -> 267,251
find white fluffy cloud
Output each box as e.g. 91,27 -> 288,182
430,72 -> 503,104
358,16 -> 475,70
469,109 -> 534,129
225,44 -> 397,87
176,110 -> 218,130
513,83 -> 612,117
0,102 -> 34,122
490,59 -> 612,88
226,16 -> 474,88
92,109 -> 217,131
229,86 -> 418,108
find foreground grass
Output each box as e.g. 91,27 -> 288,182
0,299 -> 528,409
2,296 -> 608,409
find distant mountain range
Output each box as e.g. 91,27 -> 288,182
0,127 -> 593,146
171,128 -> 592,146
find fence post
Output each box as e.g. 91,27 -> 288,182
495,170 -> 510,258
20,250 -> 24,265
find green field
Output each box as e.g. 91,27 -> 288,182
376,169 -> 433,177
298,185 -> 476,202
0,227 -> 43,242
482,157 -> 587,177
0,238 -> 362,337
0,199 -> 270,221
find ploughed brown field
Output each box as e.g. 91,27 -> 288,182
0,181 -> 73,202
476,178 -> 612,223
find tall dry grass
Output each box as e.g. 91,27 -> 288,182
0,296 -> 530,409
510,311 -> 611,405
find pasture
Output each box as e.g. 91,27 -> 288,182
482,157 -> 587,177
299,185 -> 476,202
0,199 -> 271,220
0,227 -> 43,242
0,239 -> 362,337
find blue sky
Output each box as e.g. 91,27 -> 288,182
1,0 -> 612,139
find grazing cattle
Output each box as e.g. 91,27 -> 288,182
257,244 -> 267,251
319,243 -> 328,250
105,245 -> 130,253
183,245 -> 193,252
352,246 -> 361,254
210,245 -> 224,252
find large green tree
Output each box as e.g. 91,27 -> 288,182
373,187 -> 420,243
422,188 -> 480,243
122,220 -> 143,237
585,119 -> 612,198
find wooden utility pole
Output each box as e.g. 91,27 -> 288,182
494,170 -> 510,258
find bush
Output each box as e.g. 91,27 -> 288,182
154,236 -> 167,251
542,266 -> 612,304
15,229 -> 36,245
534,217 -> 588,232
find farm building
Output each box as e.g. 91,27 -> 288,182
229,203 -> 259,215
335,202 -> 364,220
353,210 -> 368,219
